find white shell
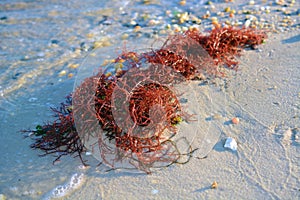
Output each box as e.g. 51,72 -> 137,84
244,20 -> 251,28
224,137 -> 237,151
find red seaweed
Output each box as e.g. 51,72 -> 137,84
22,26 -> 267,173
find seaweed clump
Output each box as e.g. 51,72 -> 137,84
185,27 -> 267,70
22,96 -> 86,164
72,52 -> 188,173
23,27 -> 267,173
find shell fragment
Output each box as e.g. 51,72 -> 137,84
224,137 -> 237,151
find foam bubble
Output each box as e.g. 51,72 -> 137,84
43,173 -> 85,200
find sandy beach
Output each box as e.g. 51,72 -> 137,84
0,0 -> 299,199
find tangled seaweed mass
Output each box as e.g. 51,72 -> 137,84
22,27 -> 266,173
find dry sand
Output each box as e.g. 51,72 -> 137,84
0,0 -> 299,199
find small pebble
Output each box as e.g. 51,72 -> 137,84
275,0 -> 284,5
225,20 -> 231,25
211,17 -> 218,22
244,19 -> 251,28
224,137 -> 238,151
173,24 -> 181,32
217,11 -> 224,17
224,7 -> 231,13
249,0 -> 255,5
130,20 -> 137,26
179,0 -> 186,6
178,12 -> 189,24
86,33 -> 94,38
121,33 -> 129,40
78,165 -> 88,170
134,25 -> 141,32
58,70 -> 67,77
148,19 -> 159,26
181,26 -> 188,32
211,181 -> 218,189
68,63 -> 79,69
231,117 -> 240,124
143,0 -> 150,4
212,114 -> 222,120
93,39 -> 111,48
37,52 -> 45,58
212,21 -> 221,28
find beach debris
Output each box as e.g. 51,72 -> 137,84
211,181 -> 218,189
231,117 -> 240,125
224,137 -> 238,151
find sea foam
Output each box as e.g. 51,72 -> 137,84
43,173 -> 85,199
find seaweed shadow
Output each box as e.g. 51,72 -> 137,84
282,34 -> 300,44
193,186 -> 211,193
